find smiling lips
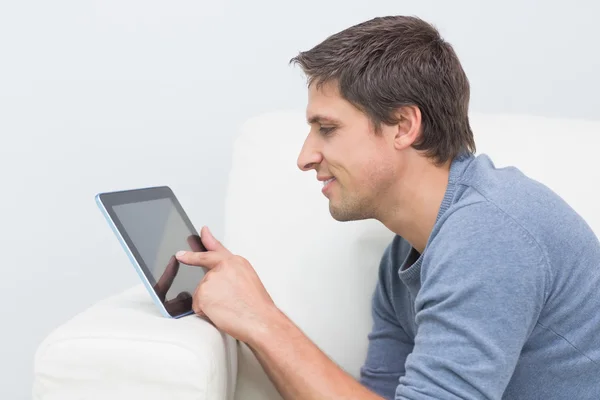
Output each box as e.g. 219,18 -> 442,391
320,177 -> 336,194
322,177 -> 335,187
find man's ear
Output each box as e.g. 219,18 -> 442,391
393,105 -> 422,150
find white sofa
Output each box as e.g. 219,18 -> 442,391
32,110 -> 600,399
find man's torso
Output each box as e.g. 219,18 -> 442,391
361,154 -> 600,399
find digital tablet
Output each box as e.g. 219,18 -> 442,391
95,186 -> 207,318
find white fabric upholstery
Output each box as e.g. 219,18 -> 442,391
32,285 -> 237,400
33,110 -> 600,400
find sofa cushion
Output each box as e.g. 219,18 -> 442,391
32,285 -> 237,400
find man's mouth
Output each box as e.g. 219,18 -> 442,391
322,177 -> 336,187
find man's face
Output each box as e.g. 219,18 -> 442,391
297,81 -> 399,222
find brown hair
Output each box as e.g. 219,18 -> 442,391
289,15 -> 475,165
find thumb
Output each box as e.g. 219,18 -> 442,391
201,226 -> 231,255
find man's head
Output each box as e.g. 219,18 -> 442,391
291,16 -> 475,222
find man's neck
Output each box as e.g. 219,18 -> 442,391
378,157 -> 451,254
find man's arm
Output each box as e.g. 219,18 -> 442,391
243,240 -> 414,400
247,307 -> 385,400
245,239 -> 414,400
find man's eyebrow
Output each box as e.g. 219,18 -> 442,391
307,115 -> 341,125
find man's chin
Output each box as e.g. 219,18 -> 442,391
328,202 -> 369,222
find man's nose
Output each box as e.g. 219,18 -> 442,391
297,134 -> 322,172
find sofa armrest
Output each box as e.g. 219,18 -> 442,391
32,285 -> 237,400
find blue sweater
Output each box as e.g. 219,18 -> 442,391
359,153 -> 600,399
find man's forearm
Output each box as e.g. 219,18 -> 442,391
247,307 -> 384,400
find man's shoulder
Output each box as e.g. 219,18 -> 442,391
445,154 -> 593,250
438,154 -> 599,283
435,196 -> 543,258
454,154 -> 576,230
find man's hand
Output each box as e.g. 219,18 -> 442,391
175,226 -> 278,345
175,226 -> 384,400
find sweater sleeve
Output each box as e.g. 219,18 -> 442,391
360,242 -> 415,399
395,202 -> 549,400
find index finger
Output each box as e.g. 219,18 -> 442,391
175,250 -> 223,270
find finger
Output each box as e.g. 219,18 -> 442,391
175,249 -> 224,269
192,297 -> 213,325
200,226 -> 232,255
192,282 -> 206,317
154,256 -> 179,302
192,300 -> 205,317
192,275 -> 213,323
187,234 -> 207,252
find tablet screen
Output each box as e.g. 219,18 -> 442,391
109,195 -> 207,317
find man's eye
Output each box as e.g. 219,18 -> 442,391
319,126 -> 335,135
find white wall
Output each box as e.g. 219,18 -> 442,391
1,0 -> 599,398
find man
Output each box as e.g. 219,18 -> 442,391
176,16 -> 600,399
